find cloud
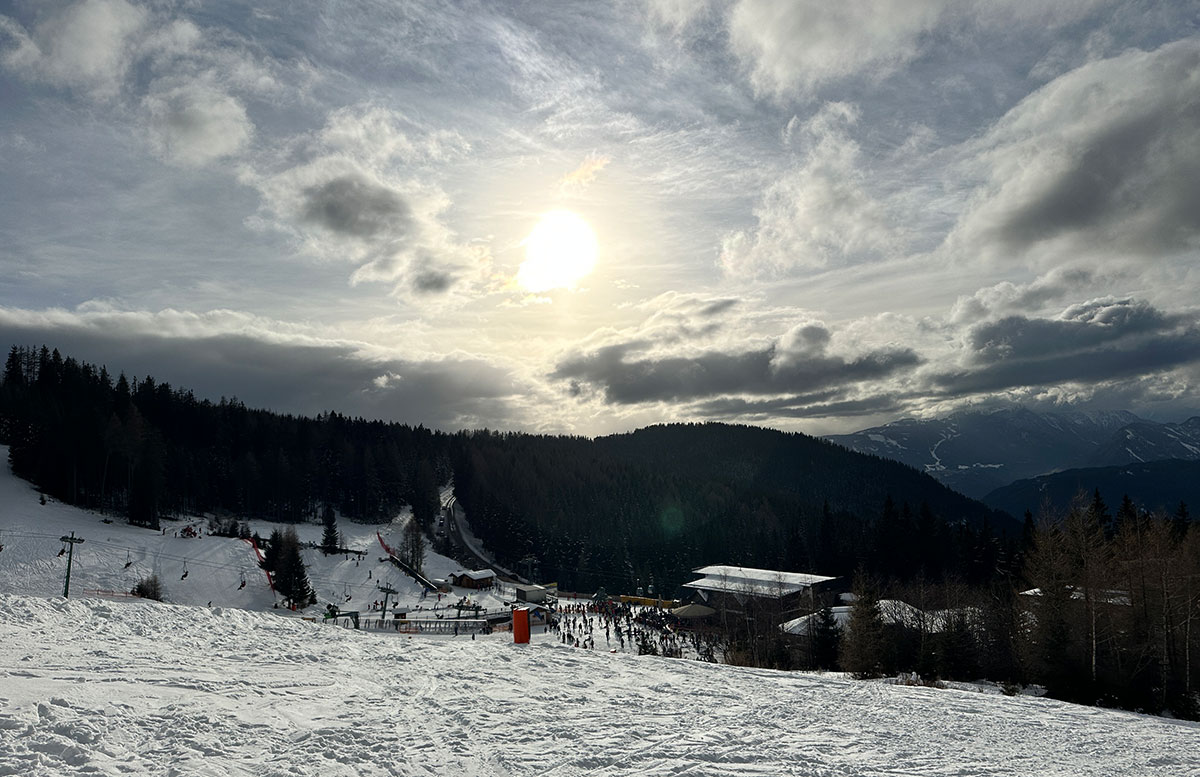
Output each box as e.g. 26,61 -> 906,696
621,292 -> 742,345
245,105 -> 488,298
0,0 -> 146,99
554,318 -> 920,405
930,298 -> 1200,396
949,267 -> 1096,324
965,298 -> 1174,365
0,305 -> 521,430
729,0 -> 945,99
948,38 -> 1200,265
692,392 -> 906,421
560,153 -> 610,190
319,105 -> 470,167
719,103 -> 899,276
727,0 -> 1113,99
300,174 -> 413,240
145,82 -> 253,167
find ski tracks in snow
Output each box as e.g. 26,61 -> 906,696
2,595 -> 1200,776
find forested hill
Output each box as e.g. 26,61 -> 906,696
983,459 -> 1200,520
3,345 -> 1018,595
0,345 -> 449,528
450,425 -> 1017,593
597,423 -> 1006,525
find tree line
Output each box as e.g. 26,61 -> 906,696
1,345 -> 447,529
800,492 -> 1198,718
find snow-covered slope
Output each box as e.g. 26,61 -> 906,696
1085,417 -> 1200,467
0,445 -> 508,617
3,594 -> 1199,777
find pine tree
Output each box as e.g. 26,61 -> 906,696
841,574 -> 885,679
320,504 -> 340,554
808,605 -> 842,670
132,574 -> 163,601
261,528 -> 283,574
273,527 -> 313,610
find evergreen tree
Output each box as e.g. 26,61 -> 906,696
261,528 -> 283,575
936,611 -> 979,680
1116,494 -> 1139,534
320,504 -> 340,554
808,605 -> 842,670
273,527 -> 313,609
840,574 -> 885,679
132,574 -> 163,601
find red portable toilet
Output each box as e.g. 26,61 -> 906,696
513,607 -> 530,644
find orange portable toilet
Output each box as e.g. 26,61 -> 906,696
513,607 -> 530,644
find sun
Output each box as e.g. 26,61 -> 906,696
516,210 -> 597,293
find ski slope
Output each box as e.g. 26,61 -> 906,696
2,594 -> 1198,776
0,446 -> 509,617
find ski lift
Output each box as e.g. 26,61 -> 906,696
57,542 -> 67,557
124,550 -> 133,569
238,573 -> 246,590
181,561 -> 189,580
343,583 -> 352,603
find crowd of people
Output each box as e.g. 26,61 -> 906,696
546,600 -> 719,661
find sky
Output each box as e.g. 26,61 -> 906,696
1,0 -> 1199,436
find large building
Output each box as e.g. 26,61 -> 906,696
682,565 -> 837,623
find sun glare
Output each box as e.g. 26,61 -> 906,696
517,210 -> 597,293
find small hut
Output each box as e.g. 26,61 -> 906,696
450,569 -> 495,589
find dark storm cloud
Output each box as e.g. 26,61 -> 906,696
0,318 -> 517,431
300,175 -> 413,239
411,270 -> 454,294
967,299 -> 1174,365
553,338 -> 921,405
933,332 -> 1200,397
931,299 -> 1200,397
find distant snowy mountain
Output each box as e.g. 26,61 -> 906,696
826,408 -> 1199,498
1085,417 -> 1200,466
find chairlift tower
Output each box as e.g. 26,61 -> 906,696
59,532 -> 85,598
378,584 -> 398,617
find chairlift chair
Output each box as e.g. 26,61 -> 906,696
181,561 -> 189,580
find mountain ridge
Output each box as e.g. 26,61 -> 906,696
826,407 -> 1200,498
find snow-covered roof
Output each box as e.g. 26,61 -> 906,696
1019,587 -> 1130,606
453,569 -> 495,580
780,600 -> 939,635
683,565 -> 836,598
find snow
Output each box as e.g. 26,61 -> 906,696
782,600 -> 942,635
0,446 -> 512,619
866,433 -> 903,449
4,451 -> 1200,775
3,595 -> 1199,776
